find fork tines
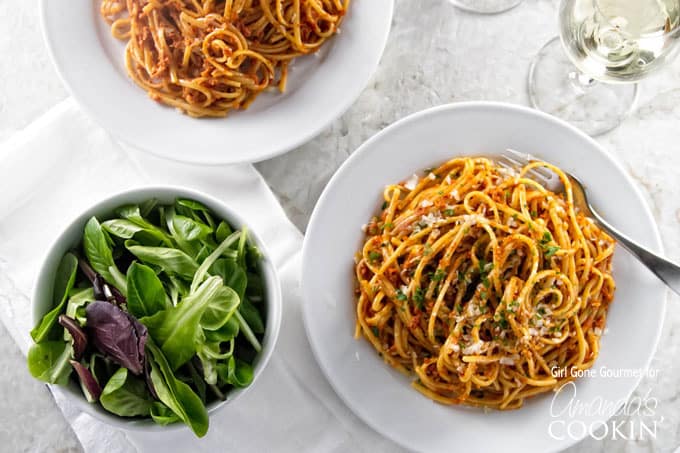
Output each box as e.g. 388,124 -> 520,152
498,149 -> 555,186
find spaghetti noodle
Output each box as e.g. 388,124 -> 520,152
100,0 -> 349,117
354,157 -> 616,409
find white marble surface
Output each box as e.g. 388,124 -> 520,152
1,0 -> 680,451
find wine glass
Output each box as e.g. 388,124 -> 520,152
449,0 -> 523,15
528,0 -> 680,136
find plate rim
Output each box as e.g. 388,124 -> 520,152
301,101 -> 667,453
38,0 -> 395,165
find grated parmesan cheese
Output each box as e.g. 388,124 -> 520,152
463,341 -> 484,355
466,302 -> 481,317
499,355 -> 519,366
461,214 -> 485,226
419,212 -> 442,228
404,174 -> 419,190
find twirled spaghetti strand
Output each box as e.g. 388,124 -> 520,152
354,157 -> 615,410
101,0 -> 348,117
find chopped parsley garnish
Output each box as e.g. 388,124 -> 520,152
444,208 -> 455,216
540,231 -> 552,244
380,222 -> 394,231
368,251 -> 381,262
494,311 -> 509,329
432,269 -> 446,282
477,260 -> 494,288
544,246 -> 560,258
424,244 -> 433,255
412,287 -> 425,310
395,290 -> 408,301
371,326 -> 379,337
381,201 -> 388,210
538,230 -> 560,258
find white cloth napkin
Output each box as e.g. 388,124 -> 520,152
0,99 -> 400,452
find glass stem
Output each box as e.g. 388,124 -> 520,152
567,70 -> 598,94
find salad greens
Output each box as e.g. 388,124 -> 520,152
27,198 -> 266,437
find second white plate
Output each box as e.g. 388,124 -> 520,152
40,0 -> 393,164
302,102 -> 666,453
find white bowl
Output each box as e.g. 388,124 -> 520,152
32,186 -> 282,432
302,102 -> 666,453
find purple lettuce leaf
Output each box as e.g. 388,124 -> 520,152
70,360 -> 103,401
85,301 -> 147,375
58,315 -> 88,361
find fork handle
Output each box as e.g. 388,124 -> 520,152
590,208 -> 680,296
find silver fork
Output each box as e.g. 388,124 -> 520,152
499,148 -> 680,296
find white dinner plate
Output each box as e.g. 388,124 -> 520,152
40,0 -> 393,164
302,102 -> 666,453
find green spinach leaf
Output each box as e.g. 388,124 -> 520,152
146,341 -> 208,437
150,402 -> 181,426
176,199 -> 215,229
83,217 -> 115,282
103,219 -> 172,247
127,262 -> 168,318
83,217 -> 127,294
127,245 -> 198,280
117,205 -> 173,243
141,276 -> 231,369
200,285 -> 239,331
214,221 -> 232,243
100,368 -> 154,417
190,231 -> 241,293
204,316 -> 239,343
210,259 -> 247,300
31,253 -> 78,343
65,287 -> 93,327
217,356 -> 254,388
172,215 -> 213,242
27,341 -> 73,385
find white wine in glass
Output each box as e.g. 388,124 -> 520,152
449,0 -> 523,14
529,0 -> 680,136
